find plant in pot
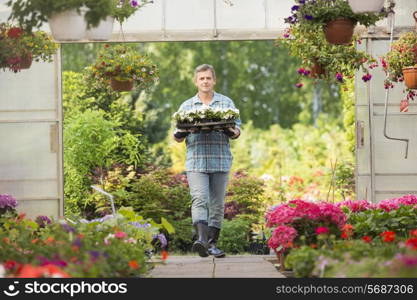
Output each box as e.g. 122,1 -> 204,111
277,24 -> 377,87
90,44 -> 159,92
6,0 -> 113,41
0,22 -> 59,73
381,31 -> 417,100
286,0 -> 387,45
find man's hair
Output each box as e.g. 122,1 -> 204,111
194,64 -> 216,80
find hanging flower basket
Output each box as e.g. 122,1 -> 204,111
86,17 -> 114,41
0,23 -> 58,73
403,67 -> 417,90
324,18 -> 355,45
348,0 -> 385,13
110,78 -> 134,92
382,32 -> 417,99
48,9 -> 87,41
91,44 -> 159,92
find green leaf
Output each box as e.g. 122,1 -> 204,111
161,217 -> 175,234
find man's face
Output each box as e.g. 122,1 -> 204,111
194,70 -> 216,93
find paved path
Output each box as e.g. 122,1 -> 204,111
148,255 -> 286,278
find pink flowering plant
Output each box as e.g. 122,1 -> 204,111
340,195 -> 417,239
265,199 -> 347,253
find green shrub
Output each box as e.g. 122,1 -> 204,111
286,246 -> 320,277
217,217 -> 252,254
166,217 -> 194,253
225,171 -> 269,223
126,169 -> 191,223
64,110 -> 145,217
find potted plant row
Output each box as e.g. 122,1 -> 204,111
6,0 -> 153,41
286,0 -> 387,45
0,22 -> 58,73
89,44 -> 159,92
173,107 -> 240,132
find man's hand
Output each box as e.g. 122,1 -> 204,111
174,129 -> 190,141
222,127 -> 240,139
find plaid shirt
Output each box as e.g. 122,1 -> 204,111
176,92 -> 241,173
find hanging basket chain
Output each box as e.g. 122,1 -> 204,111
383,2 -> 410,159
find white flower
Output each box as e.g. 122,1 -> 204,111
260,174 -> 274,181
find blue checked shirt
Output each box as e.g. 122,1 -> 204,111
176,92 -> 242,173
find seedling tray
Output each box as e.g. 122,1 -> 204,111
176,120 -> 235,132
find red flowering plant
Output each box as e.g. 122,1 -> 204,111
0,23 -> 58,73
340,195 -> 417,240
265,199 -> 347,253
381,32 -> 417,102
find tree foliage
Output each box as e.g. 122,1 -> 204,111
62,41 -> 344,144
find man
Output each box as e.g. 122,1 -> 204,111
173,64 -> 241,258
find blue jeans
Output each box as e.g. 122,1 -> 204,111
187,171 -> 229,229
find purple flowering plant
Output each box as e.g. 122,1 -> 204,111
0,194 -> 18,215
277,0 -> 382,86
113,0 -> 154,25
285,0 -> 387,28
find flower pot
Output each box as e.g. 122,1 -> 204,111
274,250 -> 286,272
86,17 -> 114,41
348,0 -> 385,13
110,78 -> 134,91
403,67 -> 417,89
17,53 -> 33,69
48,9 -> 87,41
324,18 -> 355,45
310,62 -> 325,78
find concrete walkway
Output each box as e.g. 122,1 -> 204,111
148,255 -> 286,278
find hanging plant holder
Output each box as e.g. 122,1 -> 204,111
403,67 -> 417,89
48,9 -> 87,41
110,78 -> 134,91
86,17 -> 114,41
324,18 -> 355,45
348,0 -> 385,13
17,53 -> 33,69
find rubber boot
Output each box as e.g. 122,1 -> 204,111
192,222 -> 209,257
207,226 -> 226,258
